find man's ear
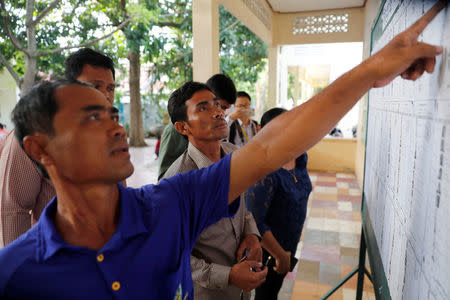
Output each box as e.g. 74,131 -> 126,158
23,134 -> 54,168
174,121 -> 190,137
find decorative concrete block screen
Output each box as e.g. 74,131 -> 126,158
364,0 -> 450,299
292,14 -> 349,35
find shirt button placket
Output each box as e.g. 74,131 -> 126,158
112,281 -> 121,291
97,253 -> 122,295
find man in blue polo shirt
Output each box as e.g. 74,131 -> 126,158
0,81 -> 263,300
0,3 -> 445,298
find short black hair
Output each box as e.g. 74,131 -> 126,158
237,91 -> 251,102
0,123 -> 4,129
65,48 -> 115,81
206,74 -> 236,105
167,81 -> 211,124
12,81 -> 63,146
12,79 -> 93,146
11,80 -> 90,177
260,107 -> 287,128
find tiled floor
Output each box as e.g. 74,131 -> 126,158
277,172 -> 375,300
127,142 -> 375,299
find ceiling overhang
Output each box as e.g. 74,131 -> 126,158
267,0 -> 366,13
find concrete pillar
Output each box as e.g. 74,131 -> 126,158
293,66 -> 300,105
301,79 -> 307,103
279,48 -> 288,108
267,45 -> 279,109
192,0 -> 220,82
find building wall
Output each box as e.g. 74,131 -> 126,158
218,1 -> 371,179
273,7 -> 365,45
0,70 -> 18,130
307,138 -> 356,173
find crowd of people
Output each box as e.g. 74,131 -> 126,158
0,2 -> 445,299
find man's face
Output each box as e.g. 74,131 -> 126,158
46,84 -> 133,184
76,64 -> 115,104
235,96 -> 251,112
180,89 -> 228,143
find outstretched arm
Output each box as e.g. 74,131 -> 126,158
228,0 -> 446,203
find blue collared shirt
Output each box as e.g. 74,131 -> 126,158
0,154 -> 238,300
245,154 -> 312,254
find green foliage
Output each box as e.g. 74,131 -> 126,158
1,0 -> 268,125
219,5 -> 267,96
0,0 -> 120,80
0,1 -> 28,76
127,3 -> 158,24
141,0 -> 193,119
142,2 -> 268,116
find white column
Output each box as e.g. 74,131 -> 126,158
192,0 -> 220,82
279,47 -> 288,108
267,45 -> 279,109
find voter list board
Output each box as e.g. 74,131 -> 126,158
364,0 -> 450,299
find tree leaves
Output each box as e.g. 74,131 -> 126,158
0,0 -> 268,123
219,5 -> 267,92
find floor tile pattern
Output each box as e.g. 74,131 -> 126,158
276,172 -> 375,300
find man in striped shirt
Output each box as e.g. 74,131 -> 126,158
0,48 -> 117,247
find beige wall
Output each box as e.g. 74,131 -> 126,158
216,1 -> 367,110
273,7 -> 365,45
0,69 -> 18,130
197,1 -> 371,178
307,138 -> 356,173
354,0 -> 383,188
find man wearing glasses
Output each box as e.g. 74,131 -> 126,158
228,91 -> 258,148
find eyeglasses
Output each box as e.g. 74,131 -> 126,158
235,104 -> 250,108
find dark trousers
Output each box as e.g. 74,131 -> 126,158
254,249 -> 288,300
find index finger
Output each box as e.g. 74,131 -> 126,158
410,0 -> 447,37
